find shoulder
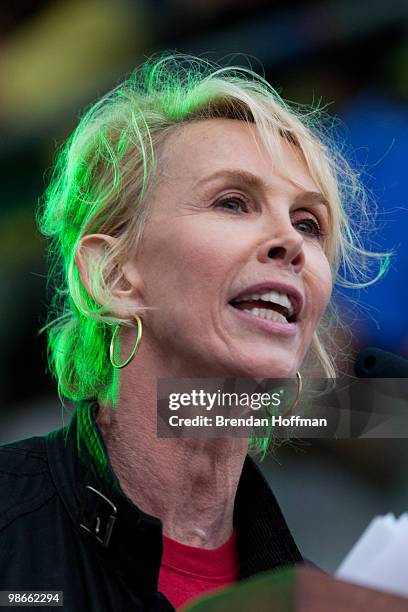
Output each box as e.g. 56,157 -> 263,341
0,436 -> 56,533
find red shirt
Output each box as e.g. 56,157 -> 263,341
158,528 -> 239,610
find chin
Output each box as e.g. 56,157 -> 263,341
249,366 -> 296,379
226,357 -> 297,379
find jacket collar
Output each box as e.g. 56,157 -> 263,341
46,400 -> 302,593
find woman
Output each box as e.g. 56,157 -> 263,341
0,54 -> 387,611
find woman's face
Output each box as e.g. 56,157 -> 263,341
129,119 -> 333,378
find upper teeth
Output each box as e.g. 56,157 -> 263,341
234,290 -> 294,317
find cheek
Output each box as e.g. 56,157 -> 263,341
184,238 -> 232,283
141,222 -> 231,301
304,251 -> 333,320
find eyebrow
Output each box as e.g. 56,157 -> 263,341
195,169 -> 330,211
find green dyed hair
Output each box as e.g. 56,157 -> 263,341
38,53 -> 392,455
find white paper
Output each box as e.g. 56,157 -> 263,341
335,513 -> 408,598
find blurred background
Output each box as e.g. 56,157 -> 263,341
0,0 -> 407,573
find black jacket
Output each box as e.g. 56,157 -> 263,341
0,400 -> 303,611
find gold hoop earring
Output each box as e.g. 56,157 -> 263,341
281,371 -> 302,417
109,314 -> 143,369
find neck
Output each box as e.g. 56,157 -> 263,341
98,340 -> 248,549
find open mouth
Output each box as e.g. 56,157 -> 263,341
229,300 -> 295,324
229,289 -> 299,325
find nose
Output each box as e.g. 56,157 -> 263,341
256,224 -> 305,272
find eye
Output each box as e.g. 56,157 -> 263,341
294,217 -> 324,239
215,195 -> 249,214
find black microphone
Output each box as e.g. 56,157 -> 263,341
354,347 -> 408,378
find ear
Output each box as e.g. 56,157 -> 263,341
75,234 -> 143,316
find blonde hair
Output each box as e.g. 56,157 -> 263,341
38,52 -> 392,409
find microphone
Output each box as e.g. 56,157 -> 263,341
354,347 -> 408,378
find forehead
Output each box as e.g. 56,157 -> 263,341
157,118 -> 319,194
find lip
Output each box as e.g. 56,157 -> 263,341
228,304 -> 299,337
229,281 -> 304,320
